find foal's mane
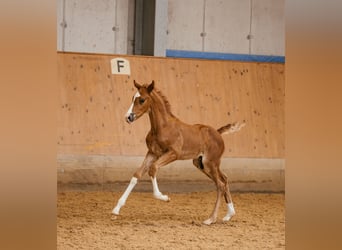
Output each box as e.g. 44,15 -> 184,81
152,88 -> 175,117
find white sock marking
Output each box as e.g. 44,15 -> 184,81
112,177 -> 138,215
223,202 -> 236,222
151,177 -> 169,201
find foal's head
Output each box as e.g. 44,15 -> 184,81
125,80 -> 155,123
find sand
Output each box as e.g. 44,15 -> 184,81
57,191 -> 285,249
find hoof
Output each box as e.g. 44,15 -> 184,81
203,218 -> 216,225
111,215 -> 119,220
222,215 -> 233,222
154,193 -> 170,202
222,212 -> 235,222
112,207 -> 120,215
163,195 -> 171,202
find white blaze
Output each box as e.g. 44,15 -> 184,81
125,92 -> 140,118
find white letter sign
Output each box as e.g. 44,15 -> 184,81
111,58 -> 131,75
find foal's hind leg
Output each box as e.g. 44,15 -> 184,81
219,169 -> 236,222
193,156 -> 212,179
194,156 -> 235,224
195,157 -> 225,225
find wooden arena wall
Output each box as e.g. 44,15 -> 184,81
57,52 -> 284,159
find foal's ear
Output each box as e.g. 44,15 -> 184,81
147,80 -> 155,93
133,80 -> 142,90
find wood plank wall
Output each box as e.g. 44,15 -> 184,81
57,52 -> 284,158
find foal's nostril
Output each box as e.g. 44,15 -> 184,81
127,113 -> 135,123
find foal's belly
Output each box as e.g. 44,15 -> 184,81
178,138 -> 204,160
178,150 -> 202,160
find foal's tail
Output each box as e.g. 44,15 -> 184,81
217,121 -> 246,135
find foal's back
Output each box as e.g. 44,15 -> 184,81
173,119 -> 225,160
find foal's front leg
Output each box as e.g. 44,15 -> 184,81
151,176 -> 170,201
112,152 -> 157,215
149,151 -> 177,202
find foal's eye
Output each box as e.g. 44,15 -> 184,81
139,98 -> 145,104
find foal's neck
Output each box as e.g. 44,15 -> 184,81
148,90 -> 175,134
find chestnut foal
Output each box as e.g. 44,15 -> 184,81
112,80 -> 245,225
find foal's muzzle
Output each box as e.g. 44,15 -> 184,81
126,113 -> 135,123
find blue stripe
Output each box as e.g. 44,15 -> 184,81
166,49 -> 285,63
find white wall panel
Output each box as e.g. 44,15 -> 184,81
205,0 -> 250,54
58,0 -> 129,54
167,0 -> 204,51
57,0 -> 284,57
57,0 -> 64,51
62,0 -> 116,53
154,0 -> 168,56
251,0 -> 285,56
115,0 -> 129,54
